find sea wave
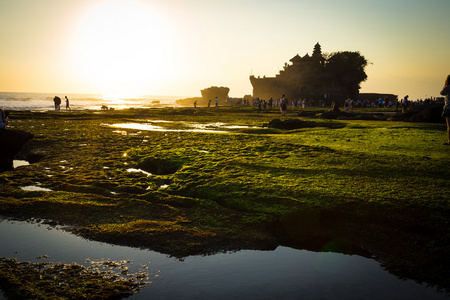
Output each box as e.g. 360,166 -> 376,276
0,92 -> 182,111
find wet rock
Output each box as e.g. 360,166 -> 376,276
137,158 -> 180,175
0,129 -> 33,172
319,110 -> 352,119
405,103 -> 445,123
268,119 -> 314,130
297,110 -> 321,117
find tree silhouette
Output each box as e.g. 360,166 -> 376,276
327,51 -> 368,99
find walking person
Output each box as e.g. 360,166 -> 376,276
441,74 -> 450,145
65,96 -> 70,111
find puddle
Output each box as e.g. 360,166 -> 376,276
127,168 -> 152,176
107,121 -> 256,134
0,219 -> 447,300
109,123 -> 229,134
20,184 -> 53,192
13,160 -> 29,168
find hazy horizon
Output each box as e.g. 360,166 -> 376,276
1,0 -> 449,100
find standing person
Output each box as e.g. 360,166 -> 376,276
440,74 -> 450,145
280,94 -> 287,116
402,95 -> 409,113
65,96 -> 70,111
194,100 -> 197,108
0,108 -> 8,129
53,96 -> 61,110
208,99 -> 211,108
215,97 -> 219,108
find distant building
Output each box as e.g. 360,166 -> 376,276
250,43 -> 365,103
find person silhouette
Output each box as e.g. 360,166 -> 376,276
440,74 -> 450,145
65,96 -> 70,111
53,96 -> 61,110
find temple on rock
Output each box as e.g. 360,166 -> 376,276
250,43 -> 362,103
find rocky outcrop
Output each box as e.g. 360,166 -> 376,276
268,119 -> 319,130
0,129 -> 34,172
392,103 -> 445,123
201,86 -> 230,104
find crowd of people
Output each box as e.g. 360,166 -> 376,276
211,95 -> 445,113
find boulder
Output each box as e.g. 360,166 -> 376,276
320,110 -> 353,119
0,129 -> 34,172
268,119 -> 317,130
405,103 -> 445,123
388,103 -> 445,123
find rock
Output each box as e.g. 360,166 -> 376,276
388,103 -> 445,123
268,119 -> 317,130
320,110 -> 353,119
137,158 -> 180,175
200,86 -> 230,104
405,103 -> 445,123
0,129 -> 34,172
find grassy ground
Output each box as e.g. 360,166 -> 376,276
1,106 -> 450,296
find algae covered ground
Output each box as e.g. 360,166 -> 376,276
1,106 -> 450,296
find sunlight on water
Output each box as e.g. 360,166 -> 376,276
127,168 -> 152,177
20,185 -> 53,192
13,160 -> 29,168
108,121 -> 255,134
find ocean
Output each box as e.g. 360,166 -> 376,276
0,92 -> 184,111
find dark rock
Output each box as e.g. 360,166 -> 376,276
137,158 -> 180,175
405,103 -> 445,123
0,129 -> 34,172
320,110 -> 353,119
268,119 -> 317,130
388,103 -> 445,123
298,110 -> 321,117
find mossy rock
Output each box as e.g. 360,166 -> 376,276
137,158 -> 181,175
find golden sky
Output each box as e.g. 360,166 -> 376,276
0,0 -> 449,99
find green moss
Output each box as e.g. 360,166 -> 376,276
1,107 -> 450,292
0,258 -> 148,300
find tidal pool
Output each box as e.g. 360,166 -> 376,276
12,160 -> 29,168
0,219 -> 447,300
107,120 -> 257,134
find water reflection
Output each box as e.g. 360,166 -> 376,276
13,160 -> 29,168
20,185 -> 53,192
127,168 -> 152,177
107,120 -> 256,134
109,123 -> 229,134
0,219 -> 447,300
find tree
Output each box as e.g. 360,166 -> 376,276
326,51 -> 368,99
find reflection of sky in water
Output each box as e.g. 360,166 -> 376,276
107,121 -> 256,134
0,219 -> 447,300
20,183 -> 52,192
13,160 -> 29,168
127,168 -> 152,177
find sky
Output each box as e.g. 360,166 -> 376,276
0,0 -> 449,99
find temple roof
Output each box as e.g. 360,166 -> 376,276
290,54 -> 302,63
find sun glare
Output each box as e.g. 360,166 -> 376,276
71,0 -> 171,97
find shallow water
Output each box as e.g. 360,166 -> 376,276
0,219 -> 447,300
109,123 -> 230,133
12,160 -> 29,168
107,120 -> 257,134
